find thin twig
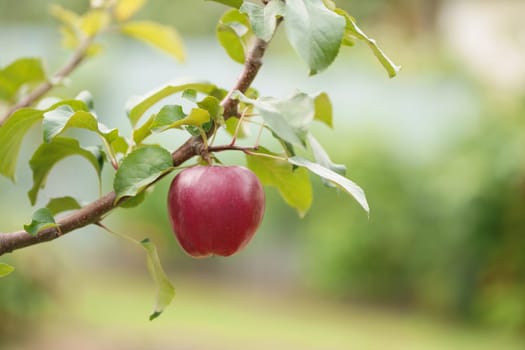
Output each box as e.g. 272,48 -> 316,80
0,36 -> 94,126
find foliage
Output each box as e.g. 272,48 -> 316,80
0,0 -> 399,319
301,101 -> 525,329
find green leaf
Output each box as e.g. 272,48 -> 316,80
151,105 -> 186,131
225,117 -> 249,139
181,89 -> 197,102
0,58 -> 47,102
216,9 -> 251,64
42,105 -> 128,155
0,100 -> 88,181
132,113 -> 156,145
335,9 -> 400,78
118,190 -> 148,208
24,208 -> 59,236
120,21 -> 185,62
45,196 -> 82,215
207,0 -> 242,9
288,156 -> 369,213
0,109 -> 44,181
113,145 -> 173,203
28,137 -> 103,205
246,148 -> 312,217
240,0 -> 284,41
233,91 -> 314,147
140,238 -> 175,320
113,0 -> 146,21
197,95 -> 223,121
0,263 -> 15,278
284,0 -> 345,75
216,24 -> 246,64
126,79 -> 222,127
313,92 -> 332,128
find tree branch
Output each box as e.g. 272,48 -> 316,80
0,37 -> 269,256
0,36 -> 94,126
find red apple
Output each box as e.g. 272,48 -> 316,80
167,165 -> 265,257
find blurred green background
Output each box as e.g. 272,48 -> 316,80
1,0 -> 525,349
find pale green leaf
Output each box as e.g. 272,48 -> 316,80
288,156 -> 369,213
24,208 -> 59,236
0,58 -> 47,102
126,79 -> 222,127
28,137 -> 103,205
113,0 -> 146,21
113,145 -> 173,203
233,90 -> 314,147
284,0 -> 345,74
307,133 -> 345,188
206,0 -> 242,9
336,9 -> 400,78
313,92 -> 333,128
140,238 -> 175,320
120,21 -> 185,62
0,263 -> 15,278
80,9 -> 111,37
240,0 -> 284,41
45,196 -> 82,215
246,148 -> 312,216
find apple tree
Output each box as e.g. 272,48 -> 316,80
0,0 -> 399,319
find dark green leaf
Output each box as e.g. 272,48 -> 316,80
284,0 -> 345,74
246,148 -> 312,217
288,156 -> 369,213
335,9 -> 400,78
28,137 -> 103,205
240,0 -> 284,41
0,58 -> 46,102
24,208 -> 58,236
140,238 -> 175,320
113,145 -> 173,203
0,263 -> 15,278
126,79 -> 221,127
233,91 -> 314,147
313,92 -> 333,128
207,0 -> 242,8
120,21 -> 185,62
45,196 -> 82,215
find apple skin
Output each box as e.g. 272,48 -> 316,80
167,165 -> 265,258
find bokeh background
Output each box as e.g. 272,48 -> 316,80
1,0 -> 525,349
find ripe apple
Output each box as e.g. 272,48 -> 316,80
167,165 -> 265,257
